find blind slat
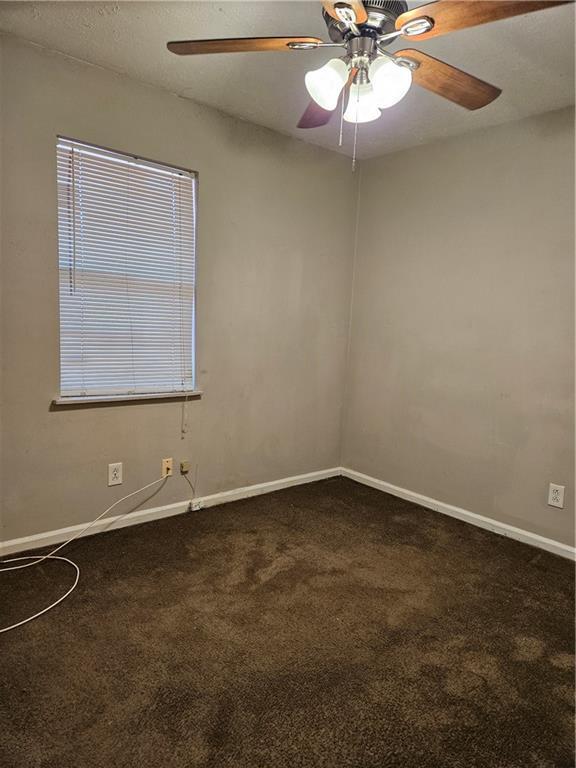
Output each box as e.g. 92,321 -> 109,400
57,138 -> 197,397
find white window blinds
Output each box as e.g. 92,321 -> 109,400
57,138 -> 196,398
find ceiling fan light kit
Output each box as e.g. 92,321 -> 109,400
369,57 -> 412,109
344,80 -> 382,123
304,31 -> 414,124
305,58 -> 349,111
167,0 -> 571,152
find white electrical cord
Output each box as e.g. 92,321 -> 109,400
0,556 -> 80,634
0,476 -> 167,634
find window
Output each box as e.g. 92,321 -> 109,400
56,138 -> 197,402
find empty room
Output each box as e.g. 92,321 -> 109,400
0,1 -> 574,766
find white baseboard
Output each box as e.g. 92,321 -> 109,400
0,499 -> 192,557
340,467 -> 575,561
0,467 -> 340,557
194,467 -> 341,510
2,465 -> 573,561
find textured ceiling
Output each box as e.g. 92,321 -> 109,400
0,1 -> 573,158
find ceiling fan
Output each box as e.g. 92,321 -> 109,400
167,1 -> 570,130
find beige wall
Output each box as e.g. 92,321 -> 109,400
0,37 -> 3,543
343,108 -> 575,546
0,38 -> 356,541
1,37 -> 573,550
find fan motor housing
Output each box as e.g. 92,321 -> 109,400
323,0 -> 408,44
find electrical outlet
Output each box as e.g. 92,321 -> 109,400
108,462 -> 123,486
180,460 -> 190,474
162,458 -> 173,478
548,483 -> 565,509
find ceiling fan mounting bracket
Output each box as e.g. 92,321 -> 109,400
394,56 -> 420,71
287,40 -> 345,49
334,3 -> 360,26
401,17 -> 435,37
287,41 -> 319,50
374,46 -> 419,72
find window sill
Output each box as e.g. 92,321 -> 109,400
52,391 -> 203,407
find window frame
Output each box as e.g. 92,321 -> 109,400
52,136 -> 201,407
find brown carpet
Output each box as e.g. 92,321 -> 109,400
1,477 -> 574,768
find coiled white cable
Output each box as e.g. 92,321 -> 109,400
0,556 -> 80,634
0,476 -> 167,634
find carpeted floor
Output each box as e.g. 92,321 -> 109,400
1,477 -> 574,768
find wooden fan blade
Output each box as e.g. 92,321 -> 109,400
298,101 -> 336,128
167,37 -> 322,55
395,0 -> 571,40
396,49 -> 501,110
322,1 -> 368,24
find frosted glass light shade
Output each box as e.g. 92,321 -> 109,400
369,57 -> 412,109
343,82 -> 381,124
305,58 -> 349,111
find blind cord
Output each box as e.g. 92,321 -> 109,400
0,475 -> 173,634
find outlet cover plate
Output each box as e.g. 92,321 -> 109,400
548,483 -> 565,509
108,462 -> 123,486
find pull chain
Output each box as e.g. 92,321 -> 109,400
339,92 -> 345,147
352,86 -> 360,172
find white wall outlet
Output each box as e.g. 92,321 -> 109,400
162,458 -> 173,478
108,462 -> 123,486
548,483 -> 565,509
